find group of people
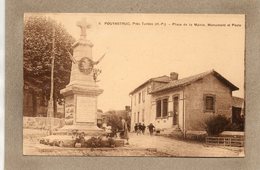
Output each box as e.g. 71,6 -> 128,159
134,123 -> 146,135
104,119 -> 157,146
134,123 -> 155,135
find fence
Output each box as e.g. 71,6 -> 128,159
23,116 -> 65,130
205,136 -> 244,147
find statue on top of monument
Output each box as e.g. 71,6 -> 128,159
76,18 -> 91,38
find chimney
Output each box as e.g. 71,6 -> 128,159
170,72 -> 178,81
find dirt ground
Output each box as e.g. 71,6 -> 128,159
23,129 -> 244,157
128,133 -> 244,157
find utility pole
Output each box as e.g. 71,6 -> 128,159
47,21 -> 55,135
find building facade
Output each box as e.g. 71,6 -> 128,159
129,75 -> 172,131
130,70 -> 240,134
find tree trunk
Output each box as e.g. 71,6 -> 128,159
53,92 -> 57,118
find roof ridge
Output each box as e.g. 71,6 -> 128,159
170,69 -> 213,82
151,69 -> 238,93
151,75 -> 169,80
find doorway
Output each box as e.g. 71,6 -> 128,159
173,96 -> 179,125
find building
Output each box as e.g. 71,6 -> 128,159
129,75 -> 172,131
129,69 -> 240,135
232,96 -> 245,128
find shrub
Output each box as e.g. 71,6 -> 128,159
106,113 -> 122,131
205,115 -> 229,136
108,137 -> 116,148
84,136 -> 116,148
85,137 -> 102,148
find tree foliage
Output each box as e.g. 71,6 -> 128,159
106,110 -> 122,131
24,15 -> 75,115
106,110 -> 131,132
205,114 -> 230,136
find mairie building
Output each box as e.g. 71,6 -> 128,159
129,69 -> 242,136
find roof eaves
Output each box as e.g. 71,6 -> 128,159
212,71 -> 239,91
151,83 -> 185,94
129,79 -> 151,95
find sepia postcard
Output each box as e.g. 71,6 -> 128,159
23,13 -> 245,157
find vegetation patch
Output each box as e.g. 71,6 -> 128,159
205,115 -> 229,136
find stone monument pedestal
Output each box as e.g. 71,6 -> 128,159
40,83 -> 108,147
56,83 -> 105,136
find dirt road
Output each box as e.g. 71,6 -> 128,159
23,129 -> 244,157
128,133 -> 244,157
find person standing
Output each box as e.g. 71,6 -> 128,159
147,123 -> 155,136
119,117 -> 129,145
141,123 -> 146,134
136,123 -> 142,135
134,123 -> 138,133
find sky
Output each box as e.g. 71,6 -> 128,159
26,13 -> 245,112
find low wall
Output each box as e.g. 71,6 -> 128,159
23,116 -> 65,129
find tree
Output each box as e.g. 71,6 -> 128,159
106,110 -> 131,131
106,110 -> 122,131
24,15 -> 75,116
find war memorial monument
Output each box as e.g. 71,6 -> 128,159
40,18 -> 124,147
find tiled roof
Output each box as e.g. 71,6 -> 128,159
129,75 -> 171,95
151,69 -> 239,93
151,76 -> 172,82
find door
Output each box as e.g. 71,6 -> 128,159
232,106 -> 242,124
173,96 -> 179,125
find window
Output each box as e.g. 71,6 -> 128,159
142,109 -> 145,122
156,98 -> 169,118
134,95 -> 136,106
173,96 -> 179,125
142,90 -> 145,103
156,100 -> 161,117
173,96 -> 179,114
138,92 -> 141,104
162,99 -> 168,117
204,94 -> 216,112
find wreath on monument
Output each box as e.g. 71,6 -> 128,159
78,57 -> 94,75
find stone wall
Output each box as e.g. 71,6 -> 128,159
23,116 -> 65,129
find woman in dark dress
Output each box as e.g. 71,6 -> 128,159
119,117 -> 129,144
147,123 -> 155,135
